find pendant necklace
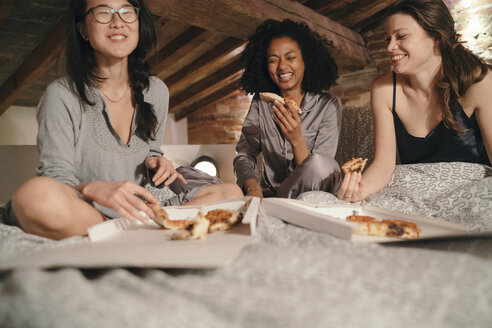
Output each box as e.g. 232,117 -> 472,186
99,83 -> 130,103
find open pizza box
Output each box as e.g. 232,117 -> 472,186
0,197 -> 260,269
261,198 -> 491,243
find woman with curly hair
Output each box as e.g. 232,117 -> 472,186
6,0 -> 242,239
337,0 -> 492,202
234,19 -> 342,199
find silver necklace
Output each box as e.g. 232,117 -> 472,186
99,84 -> 130,103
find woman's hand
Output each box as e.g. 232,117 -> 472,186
273,100 -> 309,165
145,156 -> 188,187
272,100 -> 304,145
80,180 -> 160,223
244,179 -> 263,199
336,172 -> 364,202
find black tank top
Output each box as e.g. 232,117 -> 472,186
392,72 -> 490,166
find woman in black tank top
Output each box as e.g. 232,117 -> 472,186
337,0 -> 492,203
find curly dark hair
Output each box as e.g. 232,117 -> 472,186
67,0 -> 157,142
240,19 -> 338,95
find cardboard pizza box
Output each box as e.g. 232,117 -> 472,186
261,198 -> 491,243
0,197 -> 260,269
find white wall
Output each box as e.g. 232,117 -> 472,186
0,106 -> 38,145
163,113 -> 188,145
0,105 -> 188,145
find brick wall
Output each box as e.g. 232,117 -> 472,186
187,90 -> 252,144
187,0 -> 492,145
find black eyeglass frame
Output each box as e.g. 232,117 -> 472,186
85,4 -> 140,24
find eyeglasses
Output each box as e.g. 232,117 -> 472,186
85,5 -> 139,24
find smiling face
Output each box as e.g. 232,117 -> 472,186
384,13 -> 441,75
78,0 -> 139,63
266,36 -> 305,96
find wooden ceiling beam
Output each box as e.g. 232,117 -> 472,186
174,78 -> 241,121
305,0 -> 348,13
149,26 -> 215,75
328,0 -> 394,28
0,15 -> 66,115
164,37 -> 245,94
146,0 -> 371,71
169,56 -> 243,110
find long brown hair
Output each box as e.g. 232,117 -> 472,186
385,0 -> 491,134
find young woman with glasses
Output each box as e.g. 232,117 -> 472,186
6,0 -> 242,239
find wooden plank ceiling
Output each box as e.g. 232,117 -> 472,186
0,0 -> 394,120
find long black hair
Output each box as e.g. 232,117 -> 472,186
67,0 -> 158,142
385,0 -> 491,134
240,19 -> 338,95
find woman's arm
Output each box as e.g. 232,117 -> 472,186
147,77 -> 169,158
464,70 -> 492,164
143,78 -> 187,187
337,73 -> 398,202
36,79 -> 81,185
234,99 -> 262,196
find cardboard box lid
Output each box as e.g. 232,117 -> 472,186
0,197 -> 260,269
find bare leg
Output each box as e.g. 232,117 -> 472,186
185,183 -> 243,206
12,177 -> 105,240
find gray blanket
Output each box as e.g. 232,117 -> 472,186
1,162 -> 491,328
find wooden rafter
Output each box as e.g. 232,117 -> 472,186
164,37 -> 245,94
321,0 -> 394,29
146,0 -> 371,71
170,56 -> 243,111
149,26 -> 215,75
0,15 -> 66,115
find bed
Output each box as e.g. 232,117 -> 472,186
1,107 -> 491,327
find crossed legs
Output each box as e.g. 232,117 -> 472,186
11,175 -> 243,240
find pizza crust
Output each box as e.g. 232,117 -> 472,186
259,92 -> 302,114
147,203 -> 193,230
346,215 -> 421,239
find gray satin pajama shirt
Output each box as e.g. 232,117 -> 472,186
234,92 -> 342,199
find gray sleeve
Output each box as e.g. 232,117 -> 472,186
233,98 -> 261,189
35,80 -> 81,186
312,96 -> 342,157
146,77 -> 168,158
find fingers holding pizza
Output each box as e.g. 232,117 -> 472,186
337,158 -> 368,202
260,92 -> 305,150
260,92 -> 302,115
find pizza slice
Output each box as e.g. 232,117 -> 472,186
341,158 -> 368,174
171,207 -> 210,240
346,215 -> 421,239
259,92 -> 302,114
205,209 -> 242,233
147,203 -> 193,230
148,204 -> 243,240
